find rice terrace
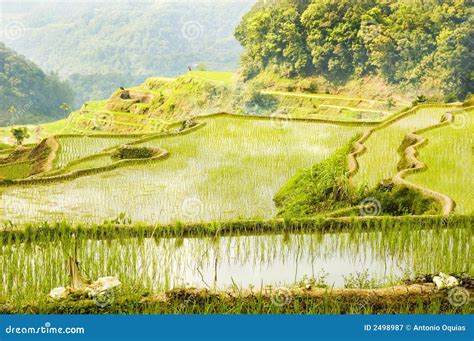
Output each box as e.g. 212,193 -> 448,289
0,0 -> 473,317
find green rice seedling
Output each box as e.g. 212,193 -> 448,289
1,218 -> 470,308
408,110 -> 474,214
0,116 -> 362,224
55,136 -> 137,168
0,161 -> 31,180
354,107 -> 456,189
66,154 -> 114,172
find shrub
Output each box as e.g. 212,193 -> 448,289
365,182 -> 441,215
274,137 -> 358,218
232,82 -> 278,115
113,146 -> 155,159
10,127 -> 30,145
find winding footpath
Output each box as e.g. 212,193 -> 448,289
346,104 -> 471,215
392,113 -> 456,215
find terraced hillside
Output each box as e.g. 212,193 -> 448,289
0,72 -> 402,141
351,106 -> 470,190
0,72 -> 472,317
0,116 -> 363,224
0,74 -> 472,223
408,110 -> 474,214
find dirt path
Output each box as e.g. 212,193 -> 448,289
143,284 -> 465,306
346,104 -> 467,180
319,104 -> 389,114
42,136 -> 59,172
392,113 -> 456,215
29,136 -> 60,175
262,90 -> 386,104
43,136 -> 59,172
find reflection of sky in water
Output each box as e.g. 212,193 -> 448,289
79,232 -> 408,290
182,244 -> 403,288
3,228 -> 467,298
145,236 -> 406,289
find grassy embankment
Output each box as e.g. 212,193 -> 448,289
1,215 -> 472,314
408,110 -> 474,214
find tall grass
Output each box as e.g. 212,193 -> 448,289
1,217 -> 471,308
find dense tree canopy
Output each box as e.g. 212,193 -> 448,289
0,43 -> 74,126
235,0 -> 473,100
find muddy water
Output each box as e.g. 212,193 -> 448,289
5,227 -> 468,299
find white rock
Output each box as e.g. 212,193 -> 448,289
94,276 -> 121,291
433,276 -> 443,288
50,277 -> 121,300
433,272 -> 459,289
85,276 -> 121,296
49,287 -> 69,300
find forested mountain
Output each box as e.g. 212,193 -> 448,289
1,1 -> 254,107
235,0 -> 473,100
0,43 -> 74,126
